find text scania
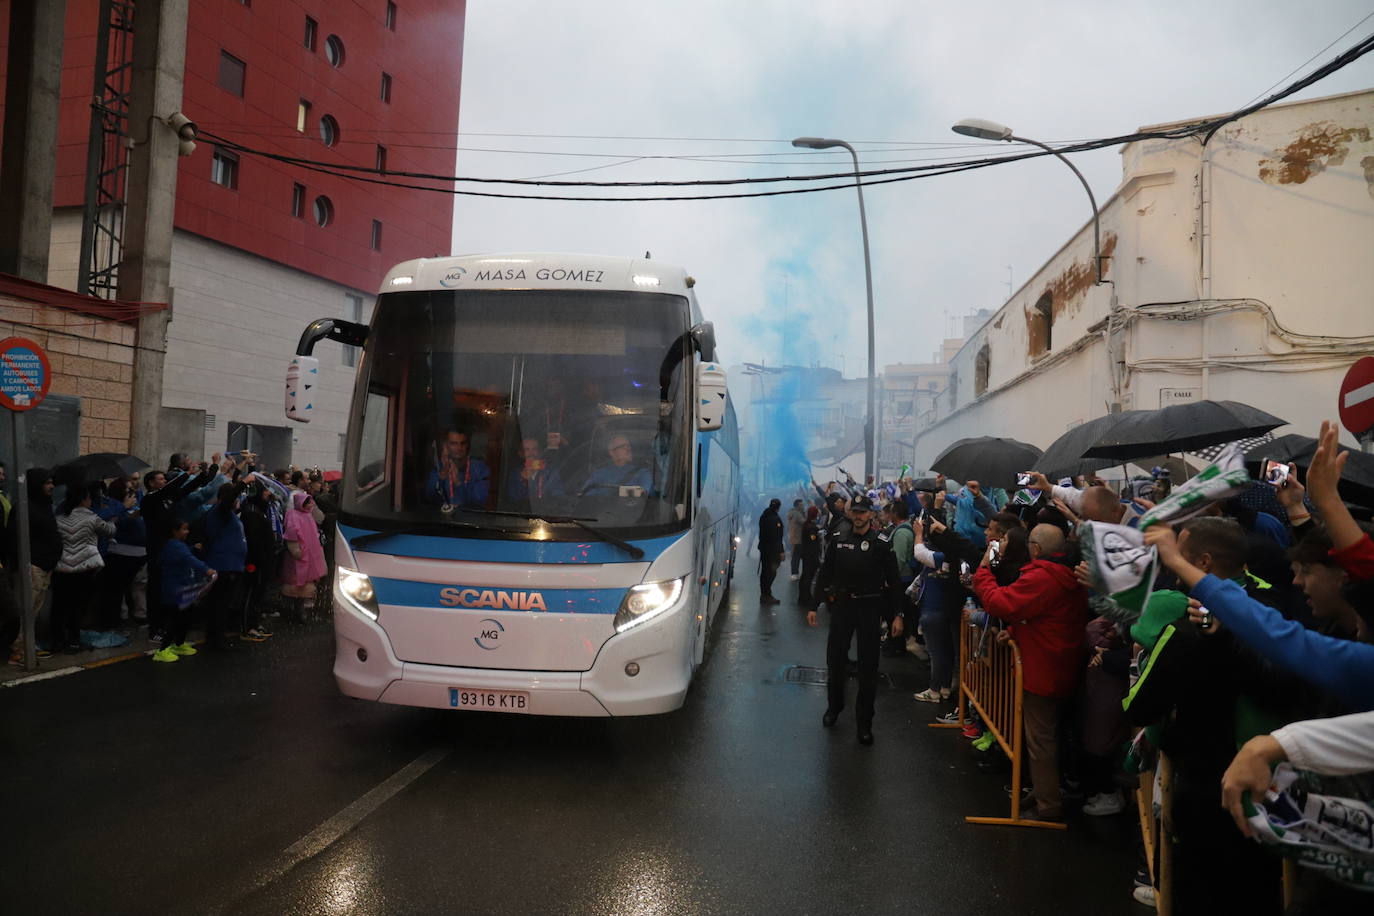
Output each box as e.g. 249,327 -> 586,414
440,588 -> 548,611
470,267 -> 605,283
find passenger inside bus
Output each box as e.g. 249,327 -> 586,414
506,437 -> 565,502
422,429 -> 491,508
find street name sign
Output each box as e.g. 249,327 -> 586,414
0,337 -> 51,412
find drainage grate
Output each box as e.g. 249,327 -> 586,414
784,665 -> 892,687
785,665 -> 829,685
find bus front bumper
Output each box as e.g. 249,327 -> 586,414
332,595 -> 691,717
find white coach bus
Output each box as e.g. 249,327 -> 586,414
285,253 -> 740,716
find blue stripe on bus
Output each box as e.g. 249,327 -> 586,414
371,577 -> 623,613
339,524 -> 682,565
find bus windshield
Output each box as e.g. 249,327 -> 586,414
343,288 -> 693,539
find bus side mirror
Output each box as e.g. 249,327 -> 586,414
286,356 -> 319,423
696,362 -> 726,431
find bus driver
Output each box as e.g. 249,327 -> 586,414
423,429 -> 490,509
581,435 -> 653,496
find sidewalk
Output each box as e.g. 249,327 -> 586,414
3,628 -> 171,686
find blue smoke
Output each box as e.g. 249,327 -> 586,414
739,254 -> 834,495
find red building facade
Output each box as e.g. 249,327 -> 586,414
45,0 -> 465,294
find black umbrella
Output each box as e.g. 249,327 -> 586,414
1082,400 -> 1287,461
1243,434 -> 1374,507
1034,412 -> 1145,480
930,436 -> 1043,491
52,452 -> 151,486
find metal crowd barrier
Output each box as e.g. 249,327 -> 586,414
930,608 -> 1067,831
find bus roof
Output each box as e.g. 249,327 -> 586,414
379,253 -> 697,298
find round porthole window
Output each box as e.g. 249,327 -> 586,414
313,195 -> 334,227
325,35 -> 345,67
319,114 -> 339,147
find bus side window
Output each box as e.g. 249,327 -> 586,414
358,389 -> 392,496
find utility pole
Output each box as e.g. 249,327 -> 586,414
119,0 -> 189,463
0,0 -> 67,281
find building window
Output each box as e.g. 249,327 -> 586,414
211,148 -> 239,189
380,71 -> 392,103
324,34 -> 345,67
319,114 -> 339,147
218,51 -> 246,96
343,293 -> 363,367
974,344 -> 991,397
375,144 -> 387,172
385,2 -> 397,30
304,16 -> 317,50
291,183 -> 305,218
297,99 -> 311,132
1031,291 -> 1053,357
370,220 -> 382,251
313,195 -> 334,227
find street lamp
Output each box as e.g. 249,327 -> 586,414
792,136 -> 876,483
952,119 -> 1104,284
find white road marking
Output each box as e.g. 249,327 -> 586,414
235,747 -> 450,901
1344,380 -> 1374,409
2,666 -> 83,687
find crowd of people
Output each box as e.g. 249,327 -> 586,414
1,452 -> 341,666
759,420 -> 1372,914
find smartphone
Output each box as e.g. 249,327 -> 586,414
959,561 -> 971,576
1016,473 -> 1032,487
1263,459 -> 1290,486
988,539 -> 1001,559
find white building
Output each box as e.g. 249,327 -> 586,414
914,89 -> 1374,469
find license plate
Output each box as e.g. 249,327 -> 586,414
449,688 -> 530,713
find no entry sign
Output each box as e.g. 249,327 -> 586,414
0,337 -> 51,412
1339,356 -> 1374,438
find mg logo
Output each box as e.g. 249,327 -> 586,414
474,618 -> 504,650
439,267 -> 467,288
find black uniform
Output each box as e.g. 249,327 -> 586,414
757,501 -> 784,601
813,520 -> 903,730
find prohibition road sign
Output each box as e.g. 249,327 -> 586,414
0,337 -> 52,412
1339,356 -> 1374,438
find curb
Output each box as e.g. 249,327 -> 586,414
3,640 -> 203,688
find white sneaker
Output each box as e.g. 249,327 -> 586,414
906,637 -> 929,660
1131,885 -> 1156,908
1083,791 -> 1125,816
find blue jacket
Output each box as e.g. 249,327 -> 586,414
203,510 -> 247,573
160,539 -> 210,608
423,459 -> 490,508
1190,574 -> 1374,711
952,490 -> 993,548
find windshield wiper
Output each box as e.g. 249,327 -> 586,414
461,508 -> 646,560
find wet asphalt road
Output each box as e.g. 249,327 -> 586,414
3,559 -> 1142,915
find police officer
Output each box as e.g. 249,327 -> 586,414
807,493 -> 903,745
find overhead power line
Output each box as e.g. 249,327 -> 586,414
196,29 -> 1374,203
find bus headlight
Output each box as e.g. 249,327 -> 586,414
614,577 -> 685,633
337,566 -> 380,620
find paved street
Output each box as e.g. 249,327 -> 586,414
3,559 -> 1139,915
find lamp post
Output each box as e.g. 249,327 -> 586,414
952,119 -> 1104,284
793,136 -> 876,482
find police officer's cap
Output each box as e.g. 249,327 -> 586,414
850,494 -> 876,512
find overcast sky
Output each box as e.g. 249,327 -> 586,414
452,1 -> 1374,374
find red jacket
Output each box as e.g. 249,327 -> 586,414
973,558 -> 1089,699
1331,534 -> 1374,583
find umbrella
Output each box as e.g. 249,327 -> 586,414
52,452 -> 150,485
1034,412 -> 1144,480
1242,434 -> 1374,507
322,470 -> 343,482
1082,400 -> 1287,461
930,436 -> 1043,491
